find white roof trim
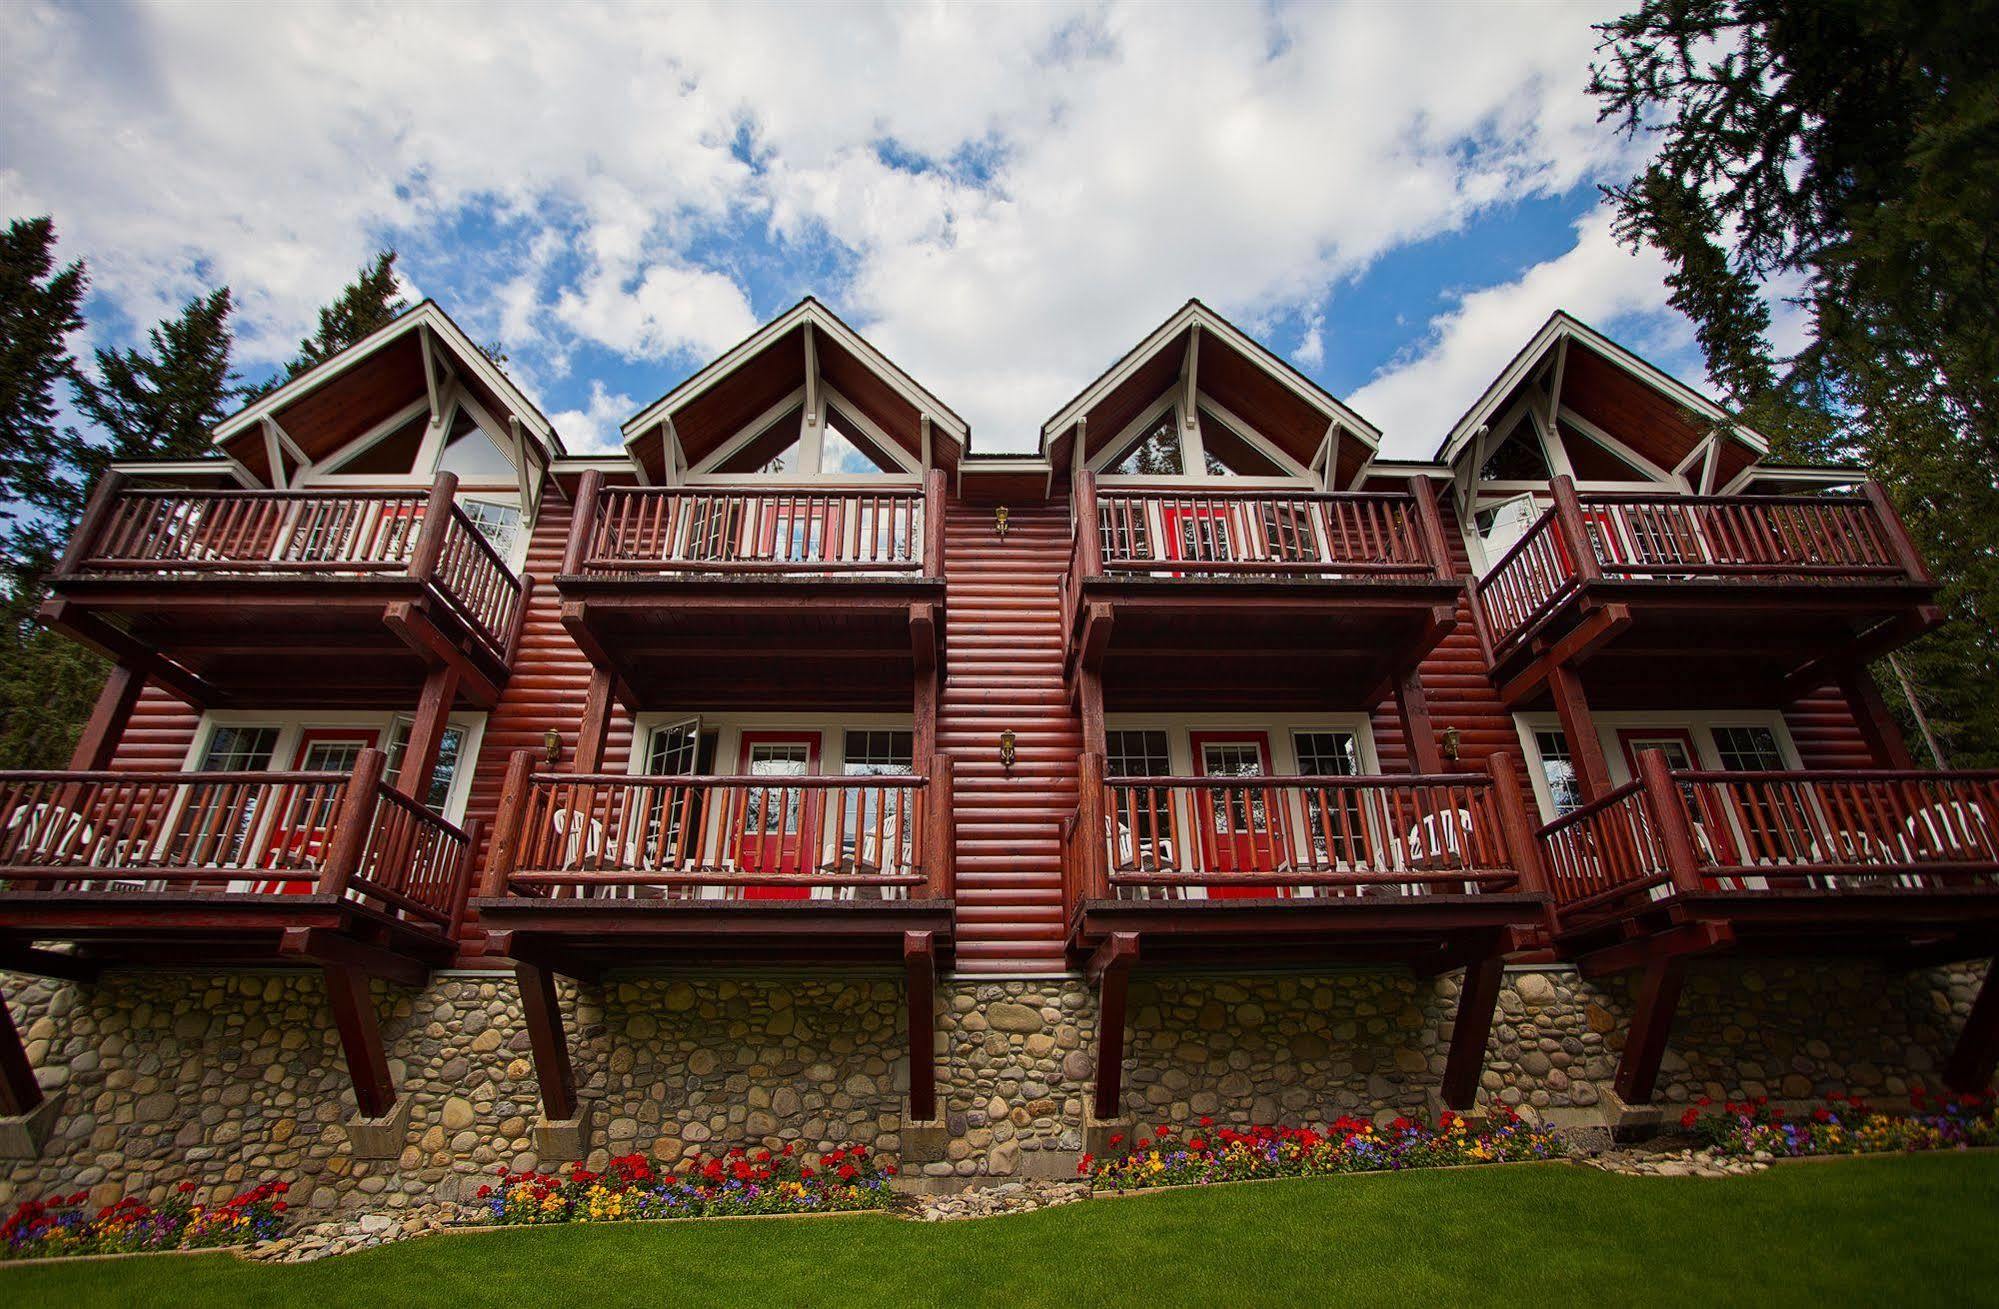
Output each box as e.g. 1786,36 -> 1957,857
213,300 -> 561,455
620,298 -> 970,448
1435,311 -> 1770,468
1040,301 -> 1383,449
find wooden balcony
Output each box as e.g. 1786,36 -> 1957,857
1061,474 -> 1463,712
556,472 -> 945,707
1474,477 -> 1939,707
473,751 -> 955,1123
1538,748 -> 1999,1103
1061,752 -> 1550,1114
0,749 -> 477,1122
40,471 -> 528,709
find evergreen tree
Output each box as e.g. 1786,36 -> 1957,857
0,216 -> 87,556
1592,0 -> 1999,765
255,250 -> 405,393
72,287 -> 239,471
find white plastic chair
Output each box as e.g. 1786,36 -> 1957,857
1116,819 -> 1183,899
1905,802 -> 1996,883
1397,808 -> 1475,896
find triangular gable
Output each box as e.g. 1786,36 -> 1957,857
212,300 -> 562,488
620,297 -> 969,483
1040,300 -> 1381,488
1434,311 -> 1767,477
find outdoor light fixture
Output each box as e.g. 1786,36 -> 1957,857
543,728 -> 562,766
1440,726 -> 1461,762
999,727 -> 1017,771
994,505 -> 1010,539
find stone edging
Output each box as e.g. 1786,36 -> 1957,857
0,1243 -> 250,1270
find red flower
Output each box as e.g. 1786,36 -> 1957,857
1680,1108 -> 1699,1129
837,1164 -> 857,1181
1198,1116 -> 1213,1128
476,1185 -> 493,1198
1188,1138 -> 1207,1152
801,1167 -> 814,1179
178,1182 -> 197,1194
1391,1117 -> 1413,1133
1109,1133 -> 1124,1146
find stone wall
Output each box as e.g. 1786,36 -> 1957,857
2,957 -> 1985,1209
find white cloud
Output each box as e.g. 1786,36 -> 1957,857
1294,314 -> 1325,370
547,380 -> 638,456
1350,212 -> 1694,458
1,0 -> 1648,452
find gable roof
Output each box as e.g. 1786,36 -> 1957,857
1433,311 -> 1769,473
619,297 -> 970,481
1039,299 -> 1381,485
213,300 -> 563,485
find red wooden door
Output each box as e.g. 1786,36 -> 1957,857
735,732 -> 821,900
259,728 -> 378,893
1191,732 -> 1279,899
758,498 -> 839,564
1616,728 -> 1697,778
1161,501 -> 1233,568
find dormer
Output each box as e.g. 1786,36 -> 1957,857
210,301 -> 562,568
1042,300 -> 1380,490
619,298 -> 968,487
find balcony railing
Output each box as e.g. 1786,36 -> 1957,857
1061,472 -> 1456,642
563,470 -> 945,578
1061,752 -> 1546,913
482,751 -> 955,902
1475,476 -> 1929,658
1537,749 -> 1999,927
0,748 -> 476,935
55,471 -> 527,664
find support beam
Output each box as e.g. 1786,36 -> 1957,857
1612,955 -> 1687,1105
575,665 -> 616,773
0,986 -> 44,1117
381,600 -> 500,707
324,964 -> 396,1119
913,640 -> 938,774
1390,664 -> 1442,773
1498,603 -> 1632,707
1837,661 -> 1916,770
517,960 -> 578,1121
1090,933 -> 1139,1122
1945,962 -> 1999,1094
394,661 -> 460,801
904,931 -> 937,1121
1547,661 -> 1612,804
1441,954 -> 1504,1110
68,662 -> 146,770
279,927 -> 430,990
1077,658 -> 1108,760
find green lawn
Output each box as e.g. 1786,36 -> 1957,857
5,1153 -> 1995,1308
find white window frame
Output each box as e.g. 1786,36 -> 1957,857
1090,391 -> 1314,488
1511,709 -> 1802,822
688,385 -> 922,485
184,708 -> 488,828
1099,713 -> 1380,778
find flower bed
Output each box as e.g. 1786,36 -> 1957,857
1081,1110 -> 1563,1191
1,1181 -> 290,1261
1681,1088 -> 1999,1158
473,1144 -> 895,1225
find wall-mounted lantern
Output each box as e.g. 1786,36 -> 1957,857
999,727 -> 1017,771
995,505 -> 1010,539
543,728 -> 563,766
1440,726 -> 1461,763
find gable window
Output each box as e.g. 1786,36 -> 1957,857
1480,420 -> 1551,482
1560,422 -> 1653,481
327,413 -> 427,477
1199,411 -> 1285,477
1107,412 -> 1185,477
715,406 -> 806,475
437,408 -> 516,481
820,411 -> 903,476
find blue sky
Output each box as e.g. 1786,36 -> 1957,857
0,1 -> 1746,461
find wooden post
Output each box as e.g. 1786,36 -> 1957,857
1635,748 -> 1704,897
923,755 -> 955,901
1944,962 -> 1999,1094
913,652 -> 937,781
1078,662 -> 1107,761
0,987 -> 43,1117
574,666 -> 615,774
324,964 -> 396,1118
394,662 -> 460,800
1441,955 -> 1504,1110
1406,474 -> 1457,581
1549,474 -> 1601,583
923,467 -> 946,575
482,749 -> 537,897
1390,664 -> 1442,773
68,662 -> 146,770
516,961 -> 577,1121
904,931 -> 937,1120
502,573 -> 536,666
409,471 -> 460,584
444,817 -> 480,944
1090,932 -> 1139,1121
1486,752 -> 1559,937
563,469 -> 604,576
1078,751 -> 1109,902
53,469 -> 127,578
1076,471 -> 1102,576
317,748 -> 387,897
1837,662 -> 1916,770
1613,954 -> 1688,1105
1547,662 -> 1612,804
1863,481 -> 1934,585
